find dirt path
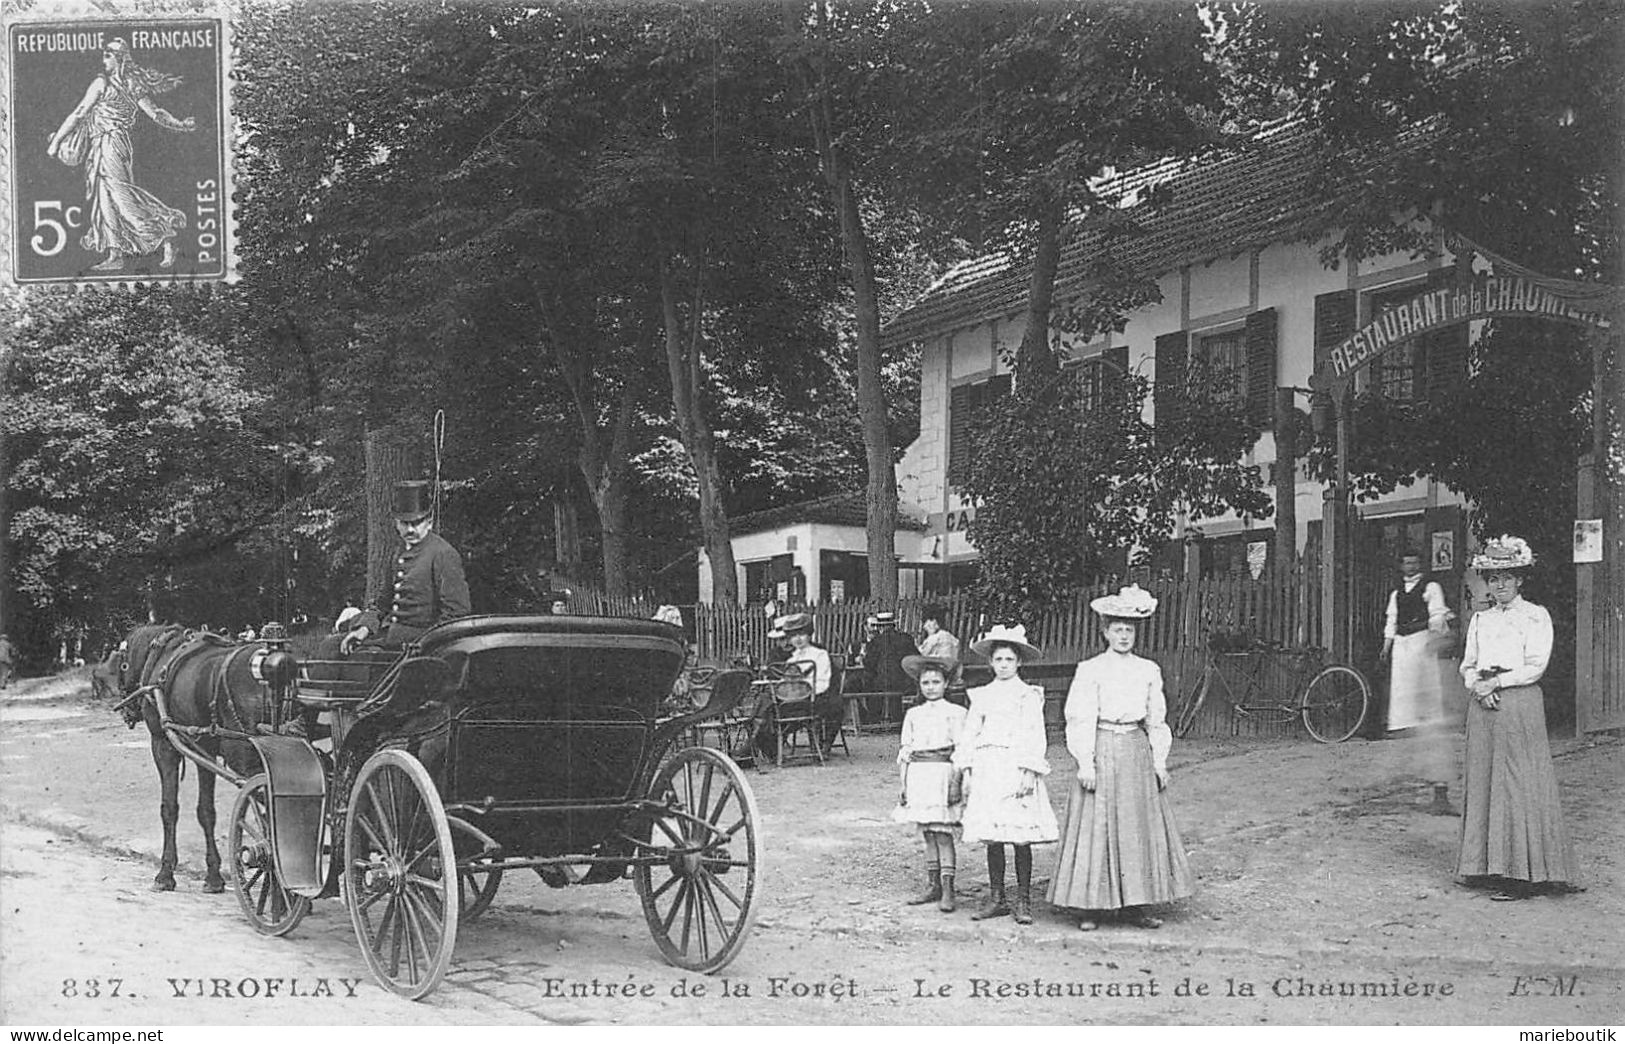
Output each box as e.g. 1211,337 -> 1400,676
2,672 -> 1620,1024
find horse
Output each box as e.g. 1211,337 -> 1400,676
108,624 -> 276,892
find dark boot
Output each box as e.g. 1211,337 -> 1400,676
938,871 -> 956,913
1012,884 -> 1033,925
971,884 -> 1009,920
1428,783 -> 1458,816
906,867 -> 942,905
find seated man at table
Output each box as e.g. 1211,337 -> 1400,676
857,611 -> 918,722
738,612 -> 843,760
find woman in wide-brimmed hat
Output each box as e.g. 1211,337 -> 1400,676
1048,585 -> 1194,931
892,656 -> 968,913
1456,537 -> 1579,900
952,623 -> 1059,925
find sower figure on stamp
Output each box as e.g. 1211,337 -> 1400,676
46,38 -> 195,271
1379,550 -> 1462,814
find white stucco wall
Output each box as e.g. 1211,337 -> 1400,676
896,229 -> 1473,561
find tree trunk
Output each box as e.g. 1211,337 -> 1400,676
1015,196 -> 1066,394
541,310 -> 641,601
552,499 -> 583,578
1274,386 -> 1298,571
797,12 -> 898,603
364,427 -> 416,606
659,259 -> 739,604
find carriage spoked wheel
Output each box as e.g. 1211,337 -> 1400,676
448,818 -> 503,923
1300,665 -> 1371,743
342,750 -> 459,1000
228,775 -> 312,936
635,746 -> 762,973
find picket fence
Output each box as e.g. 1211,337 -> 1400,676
565,565 -> 1374,741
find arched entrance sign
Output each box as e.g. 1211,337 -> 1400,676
1309,273 -> 1613,393
1303,254 -> 1622,736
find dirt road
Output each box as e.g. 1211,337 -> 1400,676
2,671 -> 1620,1024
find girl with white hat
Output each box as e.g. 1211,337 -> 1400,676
1456,536 -> 1579,900
953,623 -> 1059,925
1048,585 -> 1194,931
892,656 -> 968,913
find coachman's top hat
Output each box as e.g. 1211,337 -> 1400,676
391,481 -> 433,522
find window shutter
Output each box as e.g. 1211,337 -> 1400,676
1425,267 -> 1468,401
1245,307 -> 1278,428
1106,345 -> 1129,403
947,382 -> 977,487
1312,289 -> 1356,423
1154,330 -> 1189,446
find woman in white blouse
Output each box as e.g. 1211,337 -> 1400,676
1456,537 -> 1578,900
1048,585 -> 1194,930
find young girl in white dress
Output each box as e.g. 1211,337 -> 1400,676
953,624 -> 1059,925
1048,585 -> 1194,930
892,656 -> 968,912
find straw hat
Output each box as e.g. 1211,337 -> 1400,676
1090,584 -> 1159,619
900,655 -> 953,679
874,611 -> 898,627
969,623 -> 1042,662
766,615 -> 788,640
1469,535 -> 1534,572
779,612 -> 813,635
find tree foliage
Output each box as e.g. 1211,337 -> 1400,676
960,370 -> 1270,616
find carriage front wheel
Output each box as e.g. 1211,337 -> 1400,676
342,749 -> 459,1000
228,775 -> 312,936
635,747 -> 762,974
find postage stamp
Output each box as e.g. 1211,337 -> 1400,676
2,6 -> 233,285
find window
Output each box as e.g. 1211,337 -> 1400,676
1369,285 -> 1425,403
1066,355 -> 1114,415
947,373 -> 1011,486
1188,328 -> 1248,407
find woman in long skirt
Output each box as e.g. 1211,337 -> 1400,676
1048,585 -> 1194,930
1456,536 -> 1579,900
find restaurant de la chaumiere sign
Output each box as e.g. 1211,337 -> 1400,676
1310,274 -> 1613,393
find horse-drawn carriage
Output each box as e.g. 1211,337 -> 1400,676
117,615 -> 763,1000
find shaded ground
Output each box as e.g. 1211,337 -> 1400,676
1,669 -> 1620,1024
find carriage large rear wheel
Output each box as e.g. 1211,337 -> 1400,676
228,775 -> 311,936
635,747 -> 762,973
342,749 -> 459,1000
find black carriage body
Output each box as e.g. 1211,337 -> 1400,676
355,615 -> 688,860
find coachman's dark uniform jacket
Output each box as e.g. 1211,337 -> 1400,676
356,531 -> 471,645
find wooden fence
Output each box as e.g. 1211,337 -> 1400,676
564,567 -> 1374,741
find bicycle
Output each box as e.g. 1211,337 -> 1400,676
1171,634 -> 1370,743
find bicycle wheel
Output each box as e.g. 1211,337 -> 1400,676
1172,672 -> 1210,739
1299,665 -> 1369,743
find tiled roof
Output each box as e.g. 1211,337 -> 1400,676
881,121 -> 1337,347
729,491 -> 929,536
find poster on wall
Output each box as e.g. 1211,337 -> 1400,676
1431,530 -> 1455,571
1574,519 -> 1603,563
